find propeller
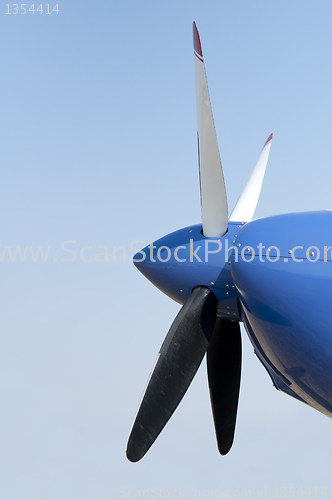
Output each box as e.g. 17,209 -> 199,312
193,21 -> 228,238
126,22 -> 272,462
229,133 -> 273,222
207,319 -> 242,455
126,286 -> 217,462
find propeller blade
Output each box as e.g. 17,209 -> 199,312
229,134 -> 273,222
193,22 -> 228,238
207,319 -> 242,455
126,286 -> 218,462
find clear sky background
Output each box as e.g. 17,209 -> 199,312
2,0 -> 332,499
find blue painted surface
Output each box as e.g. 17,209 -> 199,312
134,210 -> 332,418
134,221 -> 243,319
232,211 -> 332,417
234,210 -> 332,262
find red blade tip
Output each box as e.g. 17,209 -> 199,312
264,133 -> 273,147
193,22 -> 203,58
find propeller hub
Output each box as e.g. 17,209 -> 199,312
134,222 -> 244,319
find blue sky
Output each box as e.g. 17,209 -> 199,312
2,0 -> 332,498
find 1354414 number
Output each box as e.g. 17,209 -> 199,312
6,4 -> 59,14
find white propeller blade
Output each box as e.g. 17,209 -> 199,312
229,134 -> 273,222
193,22 -> 228,238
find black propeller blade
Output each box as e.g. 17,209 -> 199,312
207,319 -> 242,455
126,286 -> 218,463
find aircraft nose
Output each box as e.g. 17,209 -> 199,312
132,238 -> 197,304
131,224 -> 224,304
131,223 -> 246,315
